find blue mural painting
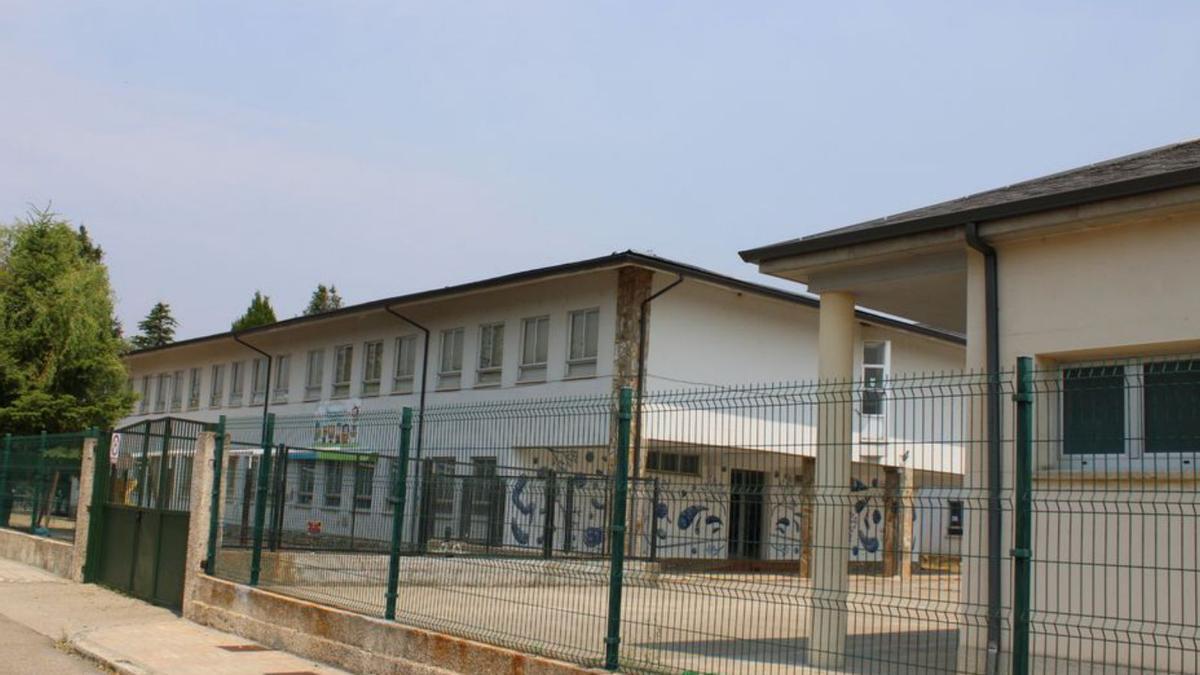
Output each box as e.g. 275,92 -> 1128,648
651,485 -> 727,557
849,476 -> 884,560
508,472 -> 610,552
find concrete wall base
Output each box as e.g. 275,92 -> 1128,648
0,528 -> 73,578
187,574 -> 601,675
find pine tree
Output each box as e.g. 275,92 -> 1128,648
131,302 -> 178,349
303,284 -> 344,315
232,290 -> 278,331
0,207 -> 135,433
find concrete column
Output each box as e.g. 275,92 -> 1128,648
809,291 -> 856,668
183,431 -> 217,619
70,437 -> 98,582
611,266 -> 654,556
882,467 -> 914,579
798,456 -> 815,578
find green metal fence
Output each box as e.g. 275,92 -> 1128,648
205,358 -> 1200,674
0,430 -> 91,542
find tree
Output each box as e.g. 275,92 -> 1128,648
303,284 -> 344,315
0,208 -> 135,433
231,290 -> 277,331
131,302 -> 178,350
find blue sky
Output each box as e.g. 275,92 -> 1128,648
2,2 -> 1198,339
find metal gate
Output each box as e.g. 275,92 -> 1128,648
90,417 -> 205,609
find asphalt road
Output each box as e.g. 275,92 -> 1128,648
0,614 -> 105,674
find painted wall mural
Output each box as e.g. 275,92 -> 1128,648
651,484 -> 728,558
507,471 -> 610,553
849,476 -> 884,561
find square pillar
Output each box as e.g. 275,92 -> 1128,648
809,291 -> 856,669
882,467 -> 913,579
183,431 -> 218,618
70,437 -> 98,582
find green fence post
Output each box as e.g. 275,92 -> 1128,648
249,413 -> 276,587
31,431 -> 48,534
1012,357 -> 1033,675
83,428 -> 108,583
604,387 -> 633,671
205,416 -> 226,576
0,433 -> 11,528
385,407 -> 413,621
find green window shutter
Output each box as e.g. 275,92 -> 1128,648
1144,359 -> 1200,454
1063,366 -> 1125,455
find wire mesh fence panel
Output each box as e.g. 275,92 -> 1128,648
617,373 -> 1001,675
108,418 -> 205,512
0,432 -> 89,542
1027,356 -> 1200,675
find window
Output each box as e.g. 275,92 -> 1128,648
567,308 -> 600,378
1062,359 -> 1200,460
361,341 -> 383,397
354,463 -> 375,510
476,323 -> 504,387
430,458 -> 456,514
155,373 -> 169,412
519,316 -> 550,382
170,370 -> 184,411
251,358 -> 269,405
862,341 -> 889,416
229,361 -> 245,406
296,461 -> 315,505
209,364 -> 225,408
438,328 -> 464,390
187,367 -> 202,410
1062,366 -> 1125,456
947,500 -> 964,536
646,450 -> 701,476
305,349 -> 324,401
392,335 -> 417,394
324,462 -> 344,507
273,354 -> 290,403
332,345 -> 353,398
139,375 -> 151,414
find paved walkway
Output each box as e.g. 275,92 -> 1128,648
0,558 -> 348,675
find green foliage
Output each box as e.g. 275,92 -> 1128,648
0,208 -> 135,433
232,290 -> 278,331
303,283 -> 343,315
131,301 -> 178,350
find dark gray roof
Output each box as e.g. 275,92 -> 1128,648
741,138 -> 1200,263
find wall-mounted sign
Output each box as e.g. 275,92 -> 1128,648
109,433 -> 121,464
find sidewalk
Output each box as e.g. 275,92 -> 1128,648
0,557 -> 349,675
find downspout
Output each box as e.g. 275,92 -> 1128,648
232,333 -> 273,436
964,221 -> 1002,675
382,307 -> 430,460
634,274 -> 684,476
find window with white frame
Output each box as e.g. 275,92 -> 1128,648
155,373 -> 169,412
392,335 -> 417,394
229,361 -> 245,406
332,345 -> 353,398
305,349 -> 324,401
170,370 -> 184,411
861,341 -> 889,416
438,328 -> 464,390
324,462 -> 344,507
353,463 -> 375,510
476,323 -> 504,387
140,375 -> 151,414
187,367 -> 201,410
209,364 -> 225,408
519,316 -> 550,383
647,450 -> 701,476
361,341 -> 383,397
567,308 -> 600,378
1061,358 -> 1200,460
273,354 -> 290,403
296,461 -> 315,505
251,358 -> 269,405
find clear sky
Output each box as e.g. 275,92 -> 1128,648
2,2 -> 1198,339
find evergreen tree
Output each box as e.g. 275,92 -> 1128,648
303,284 -> 344,315
0,208 -> 135,433
131,302 -> 178,350
231,290 -> 277,331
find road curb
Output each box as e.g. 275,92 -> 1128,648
68,633 -> 154,675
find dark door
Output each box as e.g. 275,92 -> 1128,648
728,469 -> 765,560
459,458 -> 504,546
